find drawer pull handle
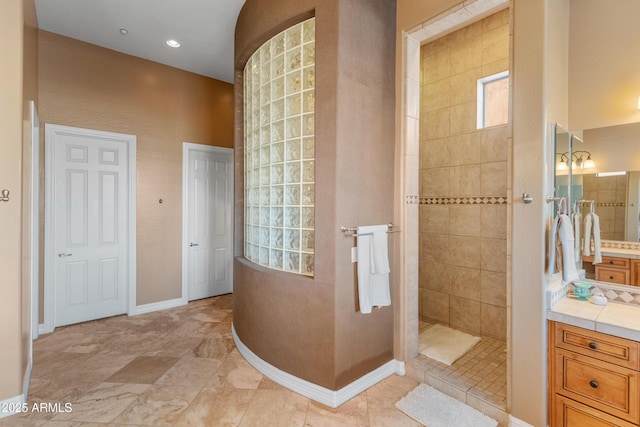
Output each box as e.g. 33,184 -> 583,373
589,380 -> 599,389
609,260 -> 614,264
588,342 -> 598,350
609,276 -> 614,280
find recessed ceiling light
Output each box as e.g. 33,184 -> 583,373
119,29 -> 128,35
166,39 -> 181,48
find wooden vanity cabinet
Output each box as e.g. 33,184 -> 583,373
549,321 -> 640,427
631,260 -> 640,287
595,256 -> 630,285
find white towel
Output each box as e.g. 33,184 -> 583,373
582,212 -> 602,264
583,213 -> 592,256
357,225 -> 391,314
572,211 -> 582,261
548,214 -> 579,285
591,213 -> 602,264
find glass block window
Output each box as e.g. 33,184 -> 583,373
244,18 -> 315,276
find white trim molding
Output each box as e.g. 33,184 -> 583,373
0,357 -> 31,420
133,297 -> 187,316
232,324 -> 405,408
509,415 -> 535,427
0,394 -> 26,420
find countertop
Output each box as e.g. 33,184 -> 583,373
599,247 -> 640,259
548,296 -> 640,341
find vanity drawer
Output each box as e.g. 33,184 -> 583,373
555,349 -> 639,423
554,394 -> 637,427
602,257 -> 630,269
596,267 -> 629,285
554,323 -> 640,369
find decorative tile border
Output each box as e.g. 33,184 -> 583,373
601,240 -> 640,251
419,196 -> 508,205
577,282 -> 640,307
596,202 -> 625,208
405,195 -> 419,205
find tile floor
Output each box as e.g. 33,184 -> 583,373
1,295 -> 426,426
406,322 -> 508,425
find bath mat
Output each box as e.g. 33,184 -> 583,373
418,324 -> 481,366
396,384 -> 498,427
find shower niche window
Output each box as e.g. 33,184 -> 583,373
244,18 -> 315,276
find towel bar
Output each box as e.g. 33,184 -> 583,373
340,223 -> 400,237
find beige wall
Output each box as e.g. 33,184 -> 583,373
22,0 -> 38,378
0,0 -> 38,401
0,0 -> 24,401
568,0 -> 640,131
38,31 -> 234,306
582,123 -> 640,173
234,0 -> 395,390
418,10 -> 509,341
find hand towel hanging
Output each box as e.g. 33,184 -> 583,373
582,212 -> 602,264
572,210 -> 582,261
356,224 -> 391,314
590,212 -> 602,264
548,213 -> 579,285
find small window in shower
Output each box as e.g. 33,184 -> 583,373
243,18 -> 315,276
477,71 -> 509,129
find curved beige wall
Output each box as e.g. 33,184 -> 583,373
38,31 -> 234,306
234,0 -> 395,390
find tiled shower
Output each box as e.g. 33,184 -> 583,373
418,9 -> 510,343
410,9 -> 511,417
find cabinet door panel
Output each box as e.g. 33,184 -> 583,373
555,395 -> 637,427
555,349 -> 639,423
555,322 -> 640,369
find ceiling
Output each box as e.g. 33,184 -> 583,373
34,0 -> 247,83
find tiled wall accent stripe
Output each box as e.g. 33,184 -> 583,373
601,240 -> 640,251
405,195 -> 419,204
418,196 -> 508,205
595,202 -> 625,208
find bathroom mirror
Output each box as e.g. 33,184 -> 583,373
565,0 -> 640,287
553,123 -> 571,209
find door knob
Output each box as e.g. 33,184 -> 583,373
57,253 -> 72,257
190,243 -> 199,247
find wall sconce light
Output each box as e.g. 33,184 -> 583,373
557,151 -> 595,170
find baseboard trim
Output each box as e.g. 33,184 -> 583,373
22,356 -> 32,405
0,352 -> 34,419
133,297 -> 187,316
509,415 -> 535,427
0,394 -> 25,419
38,322 -> 54,335
231,324 -> 405,408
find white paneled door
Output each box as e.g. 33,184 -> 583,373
184,144 -> 233,301
47,124 -> 135,327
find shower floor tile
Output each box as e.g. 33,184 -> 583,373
409,322 -> 507,413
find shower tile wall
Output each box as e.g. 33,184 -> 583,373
582,174 -> 627,241
419,9 -> 509,341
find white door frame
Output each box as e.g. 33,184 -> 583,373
30,101 -> 40,340
43,124 -> 136,333
181,142 -> 234,301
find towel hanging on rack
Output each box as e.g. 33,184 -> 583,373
356,224 -> 391,314
583,212 -> 602,264
548,211 -> 579,285
572,210 -> 582,261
